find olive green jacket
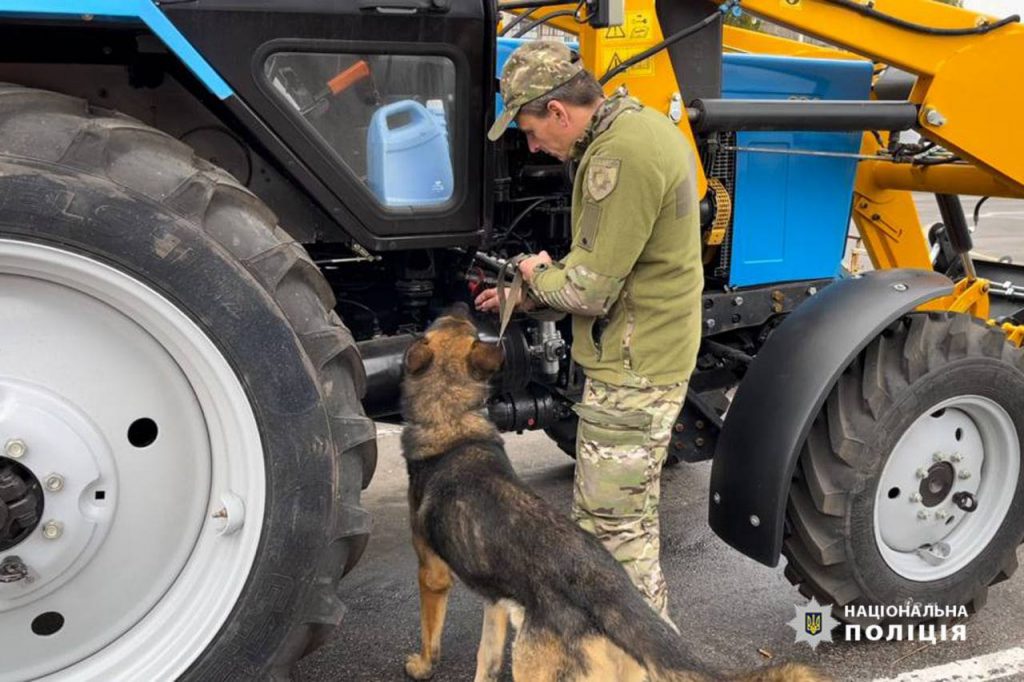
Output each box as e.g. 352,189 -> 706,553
528,94 -> 702,387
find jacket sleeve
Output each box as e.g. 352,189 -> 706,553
528,132 -> 667,317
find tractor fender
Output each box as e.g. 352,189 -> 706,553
708,268 -> 954,567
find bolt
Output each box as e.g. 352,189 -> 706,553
695,437 -> 706,447
695,420 -> 705,430
750,515 -> 761,527
0,556 -> 29,583
703,298 -> 713,310
958,470 -> 972,480
893,283 -> 909,292
950,453 -> 963,463
732,296 -> 744,306
924,107 -> 946,127
713,492 -> 721,504
859,201 -> 869,209
4,439 -> 26,459
771,290 -> 785,303
705,319 -> 716,330
211,508 -> 228,519
673,440 -> 683,449
871,213 -> 881,221
732,313 -> 742,323
807,286 -> 818,296
933,452 -> 945,462
917,468 -> 929,479
918,510 -> 929,520
674,423 -> 684,433
772,303 -> 784,314
909,493 -> 922,503
935,510 -> 949,520
44,474 -> 64,493
42,521 -> 63,540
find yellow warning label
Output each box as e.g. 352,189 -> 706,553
603,10 -> 653,42
601,46 -> 654,78
627,10 -> 652,40
605,25 -> 627,40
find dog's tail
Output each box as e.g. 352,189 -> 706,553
583,578 -> 826,682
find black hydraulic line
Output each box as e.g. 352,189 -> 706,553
514,8 -> 576,36
498,0 -> 569,10
824,0 -> 1019,36
599,1 -> 737,85
499,7 -> 536,36
687,99 -> 918,133
973,196 -> 991,228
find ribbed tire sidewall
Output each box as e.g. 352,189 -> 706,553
784,312 -> 1024,623
0,85 -> 377,678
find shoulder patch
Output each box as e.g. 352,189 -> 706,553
586,157 -> 621,202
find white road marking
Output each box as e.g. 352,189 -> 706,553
873,647 -> 1024,682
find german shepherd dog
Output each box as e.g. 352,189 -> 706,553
401,305 -> 824,682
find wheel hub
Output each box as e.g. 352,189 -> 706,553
875,396 -> 1019,581
920,461 -> 955,507
0,460 -> 43,552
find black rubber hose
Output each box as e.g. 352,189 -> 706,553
824,0 -> 1018,36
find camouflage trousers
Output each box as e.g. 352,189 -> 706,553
571,377 -> 687,621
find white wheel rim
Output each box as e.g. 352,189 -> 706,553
0,239 -> 265,680
874,395 -> 1019,581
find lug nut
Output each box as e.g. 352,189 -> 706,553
958,470 -> 972,480
42,521 -> 63,540
4,439 -> 27,459
933,452 -> 944,462
916,468 -> 929,479
950,453 -> 963,463
918,510 -> 929,520
44,474 -> 64,493
909,493 -> 922,503
935,510 -> 949,520
713,492 -> 721,504
750,515 -> 761,527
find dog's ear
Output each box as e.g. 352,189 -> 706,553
404,338 -> 434,376
468,340 -> 503,381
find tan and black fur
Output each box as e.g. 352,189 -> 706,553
401,305 -> 824,682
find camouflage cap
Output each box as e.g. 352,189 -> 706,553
488,40 -> 583,141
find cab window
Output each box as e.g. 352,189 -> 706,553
264,52 -> 457,211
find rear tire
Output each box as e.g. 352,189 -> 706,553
0,86 -> 376,679
784,313 -> 1024,621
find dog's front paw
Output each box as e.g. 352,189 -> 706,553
405,653 -> 435,680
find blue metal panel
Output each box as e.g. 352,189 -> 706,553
722,54 -> 872,287
0,0 -> 232,99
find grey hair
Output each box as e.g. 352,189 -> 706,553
518,70 -> 604,118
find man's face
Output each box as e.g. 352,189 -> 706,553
515,102 -> 578,162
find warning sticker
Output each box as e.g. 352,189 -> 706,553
603,11 -> 654,42
601,46 -> 654,78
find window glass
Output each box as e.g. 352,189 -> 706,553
265,52 -> 457,210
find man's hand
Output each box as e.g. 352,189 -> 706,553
519,251 -> 552,282
474,286 -> 536,314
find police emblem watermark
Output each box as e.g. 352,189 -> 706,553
787,597 -> 839,650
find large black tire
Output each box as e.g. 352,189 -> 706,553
784,312 -> 1024,621
0,85 -> 376,678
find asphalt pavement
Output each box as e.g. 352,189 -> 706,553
297,196 -> 1024,682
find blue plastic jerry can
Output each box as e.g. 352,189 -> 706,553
367,99 -> 454,208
